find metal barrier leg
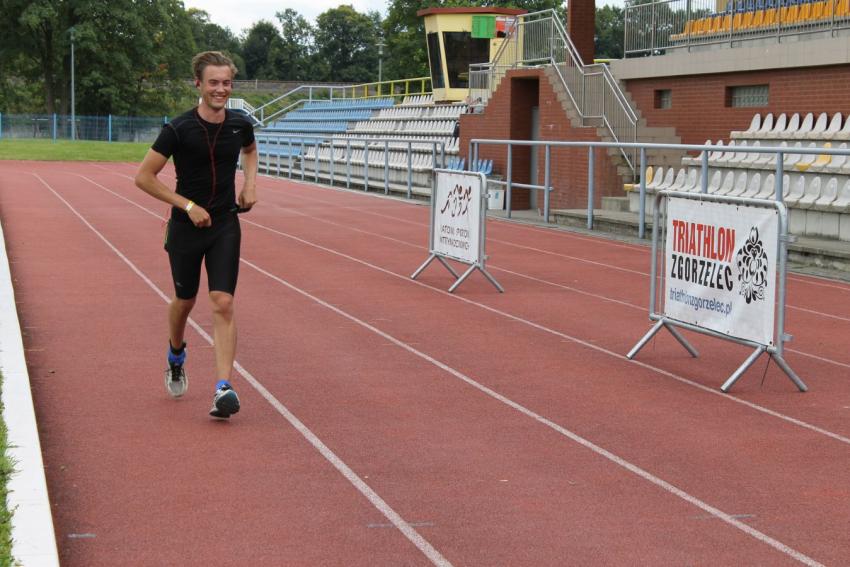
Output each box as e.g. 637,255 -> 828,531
721,346 -> 766,393
447,264 -> 478,294
626,319 -> 665,359
771,354 -> 808,392
664,322 -> 699,358
411,254 -> 459,280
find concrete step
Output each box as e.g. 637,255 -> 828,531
602,196 -> 630,212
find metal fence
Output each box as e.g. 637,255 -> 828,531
470,137 -> 850,238
469,9 -> 638,173
0,113 -> 167,142
625,0 -> 850,56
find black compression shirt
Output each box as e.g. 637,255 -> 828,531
152,108 -> 255,223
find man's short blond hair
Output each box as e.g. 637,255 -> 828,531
192,51 -> 238,81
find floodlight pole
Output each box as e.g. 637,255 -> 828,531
70,27 -> 76,141
377,39 -> 385,84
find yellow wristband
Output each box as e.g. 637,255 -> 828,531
185,201 -> 195,213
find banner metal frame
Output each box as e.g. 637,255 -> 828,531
627,190 -> 807,393
411,169 -> 503,293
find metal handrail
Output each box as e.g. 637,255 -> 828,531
469,9 -> 638,174
251,84 -> 349,127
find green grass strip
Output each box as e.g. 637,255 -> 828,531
0,139 -> 149,162
0,371 -> 15,566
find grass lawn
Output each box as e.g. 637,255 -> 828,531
0,373 -> 14,566
0,139 -> 149,162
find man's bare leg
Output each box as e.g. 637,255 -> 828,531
166,296 -> 195,398
208,291 -> 240,417
169,296 -> 196,349
209,291 -> 236,380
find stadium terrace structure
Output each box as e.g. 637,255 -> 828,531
250,0 -> 850,268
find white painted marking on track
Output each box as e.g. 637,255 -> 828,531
72,172 -> 850,437
32,173 -> 454,567
251,175 -> 850,320
68,165 -> 845,565
237,255 -> 826,567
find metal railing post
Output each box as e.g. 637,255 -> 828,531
329,142 -> 335,186
506,144 -> 513,219
346,140 -> 351,188
544,144 -> 551,223
314,139 -> 320,183
587,146 -> 595,229
288,140 -> 294,179
701,150 -> 709,193
108,114 -> 112,142
52,113 -> 57,142
364,143 -> 370,191
407,141 -> 413,199
775,151 -> 784,200
384,140 -> 390,194
639,147 -> 647,239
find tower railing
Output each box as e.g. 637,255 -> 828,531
469,9 -> 638,173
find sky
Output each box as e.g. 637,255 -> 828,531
184,0 -> 390,35
184,0 -> 627,37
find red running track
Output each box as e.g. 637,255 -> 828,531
1,160 -> 850,566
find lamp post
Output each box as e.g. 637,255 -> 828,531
377,39 -> 385,84
69,27 -> 76,141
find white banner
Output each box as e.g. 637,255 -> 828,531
664,197 -> 779,346
431,171 -> 482,264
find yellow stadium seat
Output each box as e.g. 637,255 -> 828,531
732,12 -> 744,30
720,13 -> 733,32
810,1 -> 826,20
780,4 -> 799,24
742,10 -> 755,28
836,0 -> 849,17
763,7 -> 779,25
798,2 -> 812,21
623,166 -> 654,192
751,9 -> 765,27
708,15 -> 723,34
671,19 -> 693,41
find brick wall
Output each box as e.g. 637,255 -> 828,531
625,65 -> 850,146
460,68 -> 622,211
567,0 -> 596,65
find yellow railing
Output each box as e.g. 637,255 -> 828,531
341,77 -> 432,99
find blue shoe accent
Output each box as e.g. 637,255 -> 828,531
167,342 -> 186,366
215,379 -> 232,391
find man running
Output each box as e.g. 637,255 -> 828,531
135,51 -> 258,418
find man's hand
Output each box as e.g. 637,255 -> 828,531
237,185 -> 257,212
188,203 -> 212,227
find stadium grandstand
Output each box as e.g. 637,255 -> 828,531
242,1 -> 850,268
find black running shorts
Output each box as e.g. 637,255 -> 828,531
164,213 -> 241,299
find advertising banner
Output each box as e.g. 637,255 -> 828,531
664,197 -> 779,346
431,171 -> 482,264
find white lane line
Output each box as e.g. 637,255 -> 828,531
93,162 -> 850,293
236,260 -> 824,567
77,173 -> 850,442
34,173 -> 453,567
252,178 -> 850,319
233,191 -> 850,371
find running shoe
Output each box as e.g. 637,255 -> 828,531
209,380 -> 240,418
165,342 -> 188,398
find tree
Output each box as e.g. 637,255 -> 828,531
272,9 -> 314,81
242,20 -> 282,79
595,5 -> 624,59
187,8 -> 245,78
313,6 -> 381,83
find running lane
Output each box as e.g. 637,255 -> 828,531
3,161 -> 849,565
